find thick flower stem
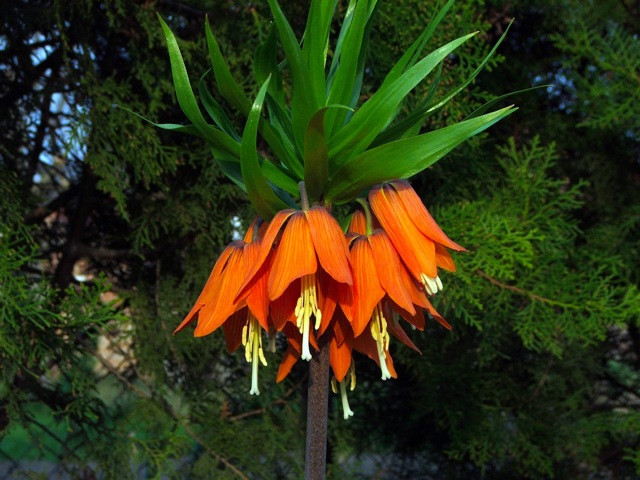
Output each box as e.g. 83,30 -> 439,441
304,343 -> 330,480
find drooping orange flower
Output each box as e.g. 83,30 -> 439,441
239,206 -> 353,362
369,180 -> 465,296
174,220 -> 272,395
345,208 -> 453,379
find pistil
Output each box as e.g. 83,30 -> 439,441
242,313 -> 267,395
294,274 -> 321,361
370,304 -> 392,380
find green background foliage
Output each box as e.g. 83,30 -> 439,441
1,0 -> 638,478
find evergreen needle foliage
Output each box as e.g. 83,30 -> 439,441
1,1 -> 638,479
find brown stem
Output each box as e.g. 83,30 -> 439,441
304,343 -> 330,480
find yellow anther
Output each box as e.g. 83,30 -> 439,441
420,273 -> 443,295
371,304 -> 392,380
242,313 -> 267,395
349,362 -> 356,391
332,362 -> 357,419
294,274 -> 321,361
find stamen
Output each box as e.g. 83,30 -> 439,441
349,361 -> 356,391
371,304 -> 392,380
294,274 -> 321,361
339,379 -> 354,419
332,362 -> 356,419
242,313 -> 267,395
420,273 -> 443,295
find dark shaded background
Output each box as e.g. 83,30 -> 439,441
1,0 -> 639,478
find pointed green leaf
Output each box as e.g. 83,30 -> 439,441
325,107 -> 516,203
328,32 -> 477,168
381,0 -> 454,89
325,0 -> 375,135
371,62 -> 443,146
466,86 -> 547,119
158,15 -> 240,159
198,71 -> 241,141
302,0 -> 338,104
303,105 -> 353,202
205,16 -> 252,116
206,16 -> 301,176
241,77 -> 291,219
254,24 -> 285,105
345,1 -> 377,124
424,20 -> 513,116
327,0 -> 357,87
266,0 -> 319,152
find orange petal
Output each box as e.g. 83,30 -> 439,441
395,303 -> 426,330
271,280 -> 299,331
369,184 -> 422,278
245,243 -> 272,330
236,209 -> 295,301
435,243 -> 456,272
277,344 -> 300,382
242,217 -> 263,243
385,352 -> 398,379
222,309 -> 246,353
268,212 -> 317,300
333,313 -> 354,347
351,237 -> 385,336
424,297 -> 452,330
317,270 -> 338,336
337,277 -> 354,323
383,306 -> 421,353
282,323 -> 302,351
380,184 -> 438,278
391,180 -> 466,251
330,335 -> 353,382
194,246 -> 246,337
352,328 -> 377,362
174,243 -> 238,334
348,209 -> 368,235
306,206 -> 352,285
368,230 -> 415,315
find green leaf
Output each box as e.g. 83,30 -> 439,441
370,62 -> 443,146
241,77 -> 291,219
303,105 -> 352,202
119,99 -> 297,196
158,15 -> 240,159
328,32 -> 477,168
205,16 -> 252,116
425,20 -> 514,116
302,0 -> 338,105
266,0 -> 319,153
325,0 -> 376,136
254,24 -> 285,105
466,86 -> 548,119
327,0 -> 357,87
198,70 -> 241,141
325,106 -> 516,203
345,1 -> 378,124
381,0 -> 454,89
117,104 -> 201,136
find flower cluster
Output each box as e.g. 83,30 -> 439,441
176,179 -> 465,418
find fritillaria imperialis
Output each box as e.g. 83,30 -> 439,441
152,0 -> 515,418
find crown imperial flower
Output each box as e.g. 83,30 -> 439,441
156,0 -> 513,418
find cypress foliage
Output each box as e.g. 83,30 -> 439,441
1,1 -> 638,478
